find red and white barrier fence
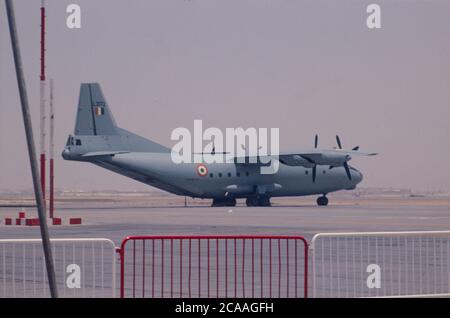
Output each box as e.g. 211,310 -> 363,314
3,231 -> 450,298
118,235 -> 309,298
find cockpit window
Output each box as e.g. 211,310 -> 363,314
66,136 -> 74,146
75,139 -> 82,146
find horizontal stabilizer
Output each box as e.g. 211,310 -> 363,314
82,151 -> 130,157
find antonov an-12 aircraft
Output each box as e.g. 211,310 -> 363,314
62,83 -> 377,207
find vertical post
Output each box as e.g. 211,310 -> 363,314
40,0 -> 46,202
49,79 -> 54,219
119,245 -> 125,298
5,0 -> 58,297
304,238 -> 308,298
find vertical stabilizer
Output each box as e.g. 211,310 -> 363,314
74,83 -> 117,135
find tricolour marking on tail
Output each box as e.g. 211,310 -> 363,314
75,83 -> 117,135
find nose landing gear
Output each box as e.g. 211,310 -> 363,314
317,195 -> 329,206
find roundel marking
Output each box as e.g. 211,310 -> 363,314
197,164 -> 208,177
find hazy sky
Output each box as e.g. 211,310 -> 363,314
1,0 -> 450,192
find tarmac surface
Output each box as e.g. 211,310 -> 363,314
1,196 -> 450,244
1,195 -> 450,298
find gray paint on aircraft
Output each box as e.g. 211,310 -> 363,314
63,83 -> 373,206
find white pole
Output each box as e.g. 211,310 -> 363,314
49,78 -> 54,218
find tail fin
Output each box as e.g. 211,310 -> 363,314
72,83 -> 170,153
75,83 -> 117,135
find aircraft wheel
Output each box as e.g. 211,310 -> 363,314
212,199 -> 226,207
317,195 -> 329,206
212,198 -> 236,207
258,197 -> 271,207
246,197 -> 259,207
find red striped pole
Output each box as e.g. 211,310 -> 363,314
49,79 -> 54,218
40,3 -> 45,82
39,1 -> 46,205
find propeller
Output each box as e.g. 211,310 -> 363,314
201,142 -> 216,155
194,142 -> 229,156
336,135 -> 360,152
343,161 -> 352,180
310,135 -> 358,182
310,135 -> 318,182
336,135 -> 342,149
336,135 -> 355,180
241,145 -> 263,151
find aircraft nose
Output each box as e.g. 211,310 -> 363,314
61,148 -> 71,160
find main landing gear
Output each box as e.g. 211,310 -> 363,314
316,195 -> 329,206
211,198 -> 236,207
246,196 -> 271,207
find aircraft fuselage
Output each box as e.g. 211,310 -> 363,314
63,150 -> 362,199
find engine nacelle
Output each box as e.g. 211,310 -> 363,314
279,155 -> 315,168
316,153 -> 351,166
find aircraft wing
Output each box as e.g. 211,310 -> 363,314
233,149 -> 377,167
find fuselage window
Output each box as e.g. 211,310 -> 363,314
305,170 -> 309,175
245,172 -> 250,177
209,173 -> 214,178
218,173 -> 222,178
227,173 -> 232,177
237,172 -> 241,177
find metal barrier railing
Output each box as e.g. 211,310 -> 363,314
6,231 -> 450,298
118,236 -> 308,298
310,231 -> 450,298
0,238 -> 117,298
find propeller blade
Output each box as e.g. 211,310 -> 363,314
343,162 -> 352,180
336,135 -> 342,149
312,166 -> 316,183
314,134 -> 318,148
352,146 -> 360,151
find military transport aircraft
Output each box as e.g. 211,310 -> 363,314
62,83 -> 377,207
